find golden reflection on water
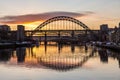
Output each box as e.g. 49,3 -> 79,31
25,45 -> 92,60
6,45 -> 94,70
0,45 -> 119,71
0,45 -> 119,80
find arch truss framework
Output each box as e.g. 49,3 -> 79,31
31,16 -> 90,35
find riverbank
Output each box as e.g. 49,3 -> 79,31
0,42 -> 33,49
95,44 -> 120,51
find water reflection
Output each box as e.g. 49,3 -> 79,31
0,49 -> 12,62
98,49 -> 108,63
98,48 -> 120,68
0,44 -> 120,71
16,48 -> 26,63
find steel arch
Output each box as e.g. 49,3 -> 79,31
34,16 -> 90,31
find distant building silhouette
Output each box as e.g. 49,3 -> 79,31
17,25 -> 25,42
0,25 -> 11,31
100,24 -> 108,31
108,23 -> 120,43
0,25 -> 11,40
99,24 -> 109,41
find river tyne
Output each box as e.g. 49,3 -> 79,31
0,44 -> 119,80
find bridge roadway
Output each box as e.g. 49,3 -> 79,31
25,30 -> 99,33
8,30 -> 100,33
7,30 -> 99,42
7,30 -> 99,43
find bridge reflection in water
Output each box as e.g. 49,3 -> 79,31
0,45 -> 120,72
26,44 -> 95,71
37,52 -> 94,71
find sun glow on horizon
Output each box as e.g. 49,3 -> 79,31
2,13 -> 120,30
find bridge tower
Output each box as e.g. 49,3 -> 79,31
17,25 -> 25,42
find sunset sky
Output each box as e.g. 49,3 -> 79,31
0,0 -> 120,30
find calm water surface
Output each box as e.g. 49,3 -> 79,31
0,44 -> 119,80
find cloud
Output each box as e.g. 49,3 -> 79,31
0,11 -> 94,24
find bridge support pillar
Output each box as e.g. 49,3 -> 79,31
58,31 -> 61,39
71,31 -> 75,38
39,37 -> 41,45
71,31 -> 75,44
85,30 -> 88,42
85,30 -> 88,35
44,32 -> 47,45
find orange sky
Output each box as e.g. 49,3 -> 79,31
0,0 -> 120,30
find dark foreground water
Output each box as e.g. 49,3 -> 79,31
0,44 -> 119,80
